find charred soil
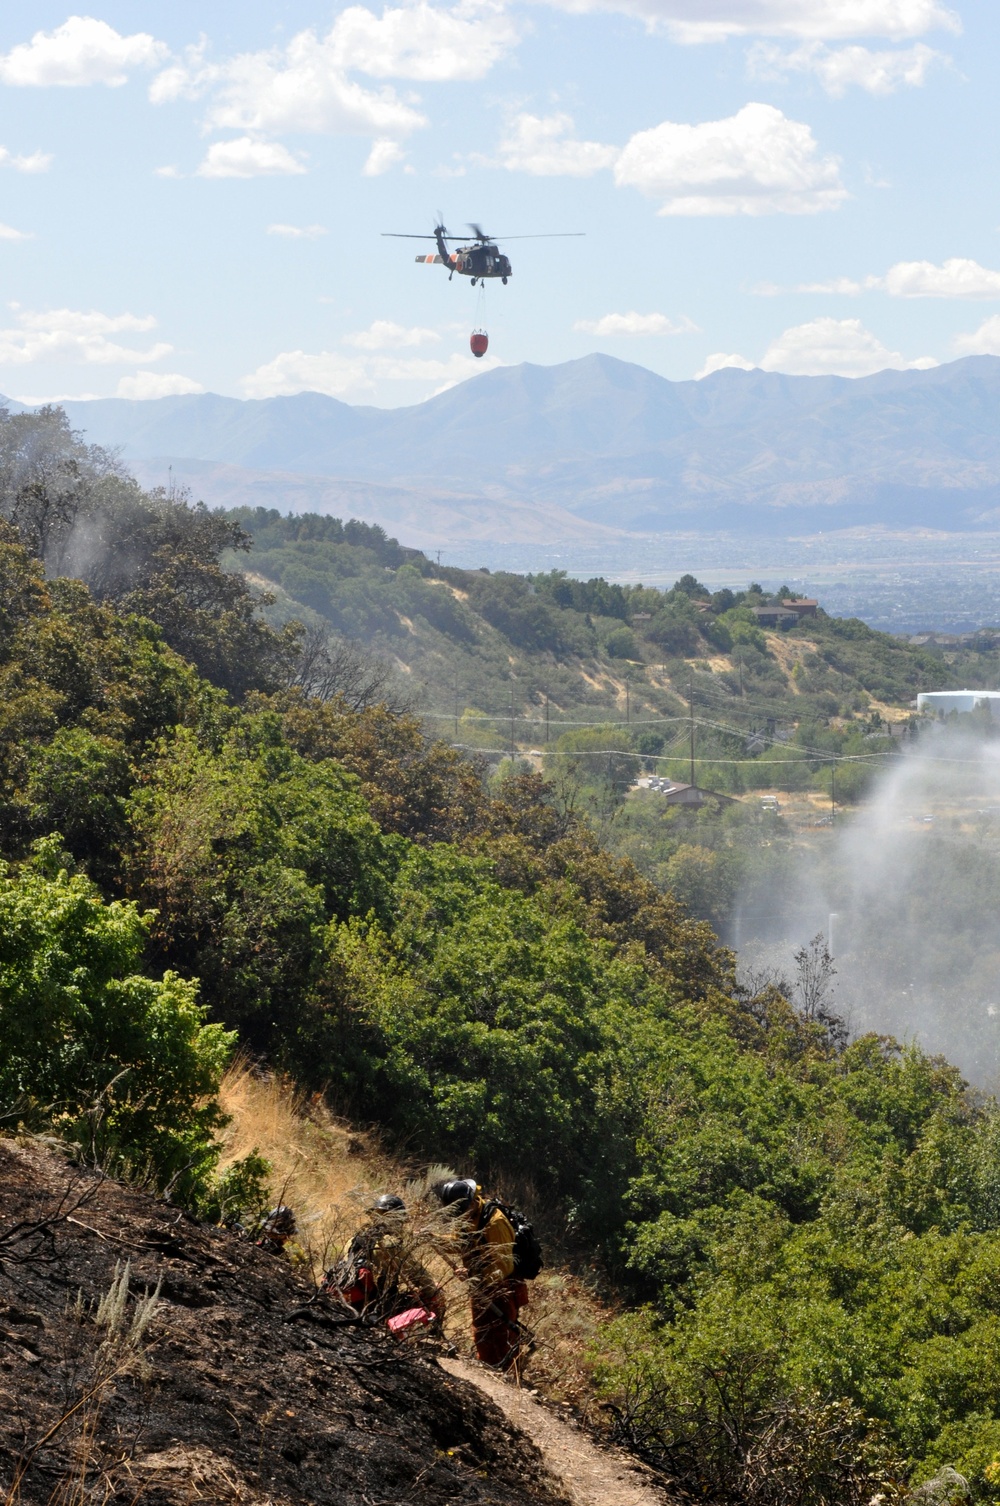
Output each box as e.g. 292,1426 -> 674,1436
0,1139 -> 570,1506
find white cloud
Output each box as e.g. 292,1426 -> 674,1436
497,114 -> 618,176
793,275 -> 871,293
0,16 -> 167,88
0,307 -> 171,366
537,0 -> 960,43
748,39 -> 945,94
0,146 -> 52,173
0,223 -> 31,241
152,26 -> 426,142
326,2 -> 518,80
574,310 -> 699,336
148,43 -> 209,105
196,138 -> 306,178
240,346 -> 498,400
882,259 -> 1000,298
695,352 -> 757,377
154,164 -> 182,179
765,258 -> 1000,298
363,138 -> 407,175
614,102 -> 846,216
344,320 -> 441,349
696,318 -> 938,376
759,316 -> 936,375
268,223 -> 328,239
14,390 -> 104,403
954,318 -> 1000,357
152,8 -> 512,167
116,372 -> 205,399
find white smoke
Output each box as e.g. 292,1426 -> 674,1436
734,724 -> 1000,1088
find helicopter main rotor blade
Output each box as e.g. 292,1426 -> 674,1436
382,232 -> 465,240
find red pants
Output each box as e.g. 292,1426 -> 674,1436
471,1280 -> 528,1371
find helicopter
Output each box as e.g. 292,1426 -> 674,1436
382,222 -> 584,288
382,222 -> 583,356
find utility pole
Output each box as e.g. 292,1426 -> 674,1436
831,765 -> 836,824
510,680 -> 516,760
688,681 -> 695,788
544,693 -> 550,744
625,674 -> 631,724
453,669 -> 459,738
738,654 -> 744,697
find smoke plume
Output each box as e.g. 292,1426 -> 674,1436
735,725 -> 1000,1088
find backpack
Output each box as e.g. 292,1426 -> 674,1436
322,1230 -> 380,1305
482,1199 -> 543,1281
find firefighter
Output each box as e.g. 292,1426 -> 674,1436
323,1194 -> 442,1330
432,1178 -> 529,1372
254,1204 -> 297,1252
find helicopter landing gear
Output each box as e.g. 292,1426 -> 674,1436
502,277 -> 507,285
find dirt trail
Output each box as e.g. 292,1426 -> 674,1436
440,1357 -> 671,1506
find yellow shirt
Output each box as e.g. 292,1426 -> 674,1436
467,1196 -> 516,1286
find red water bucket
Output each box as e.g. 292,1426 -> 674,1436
470,330 -> 489,358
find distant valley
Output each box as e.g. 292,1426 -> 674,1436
14,351 -> 1000,547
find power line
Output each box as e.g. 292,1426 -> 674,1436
421,710 -> 690,729
447,744 -> 887,766
434,707 -> 901,765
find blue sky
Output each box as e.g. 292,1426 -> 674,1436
0,0 -> 998,406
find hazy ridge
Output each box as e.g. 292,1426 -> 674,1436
16,351 -> 1000,543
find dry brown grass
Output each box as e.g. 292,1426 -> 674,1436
215,1062 -> 616,1412
519,1268 -> 616,1418
215,1060 -> 408,1275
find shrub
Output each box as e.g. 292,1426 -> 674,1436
596,1314 -> 906,1506
126,714 -> 397,1047
606,626 -> 639,659
0,839 -> 235,1198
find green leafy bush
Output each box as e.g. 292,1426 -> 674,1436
606,625 -> 639,659
126,713 -> 398,1046
0,841 -> 235,1198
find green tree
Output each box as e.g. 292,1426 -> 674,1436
0,841 -> 235,1195
126,713 -> 398,1046
316,843 -> 652,1226
0,404 -> 121,568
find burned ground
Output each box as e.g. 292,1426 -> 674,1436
0,1139 -> 570,1506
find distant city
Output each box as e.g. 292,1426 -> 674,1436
440,531 -> 1000,637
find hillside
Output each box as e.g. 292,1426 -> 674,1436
0,1137 -> 569,1506
9,412 -> 1000,1505
235,508 -> 1000,960
27,351 -> 1000,539
232,507 -> 1000,748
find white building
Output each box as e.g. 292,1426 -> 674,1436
917,690 -> 1000,715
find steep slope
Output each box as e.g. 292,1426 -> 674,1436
0,1138 -> 569,1506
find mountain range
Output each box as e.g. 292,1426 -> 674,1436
14,352 -> 1000,544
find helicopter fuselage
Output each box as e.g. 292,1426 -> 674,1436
416,227 -> 511,281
